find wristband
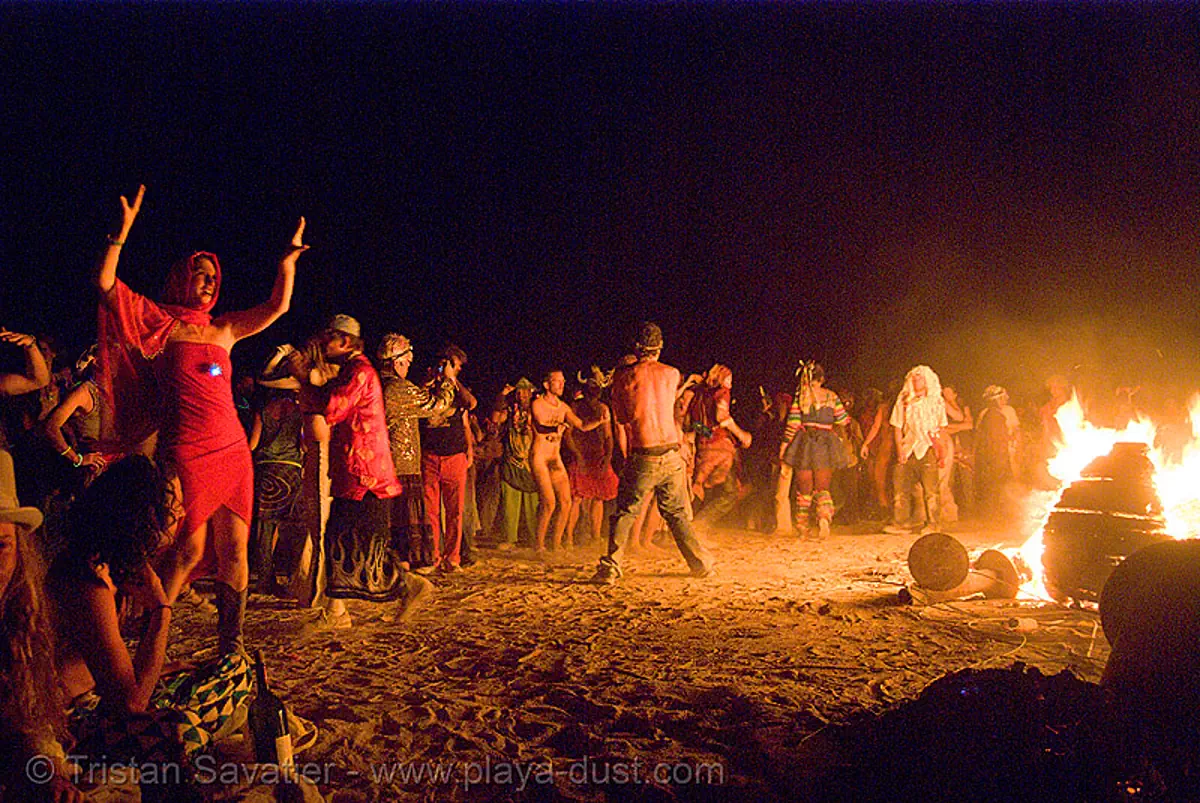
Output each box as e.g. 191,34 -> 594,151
106,235 -> 125,247
73,453 -> 84,469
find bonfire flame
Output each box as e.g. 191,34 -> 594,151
1016,394 -> 1200,599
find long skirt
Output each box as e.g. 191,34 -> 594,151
324,492 -> 408,602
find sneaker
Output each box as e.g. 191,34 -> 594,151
589,563 -> 621,585
438,562 -> 461,574
690,563 -> 717,579
413,565 -> 437,576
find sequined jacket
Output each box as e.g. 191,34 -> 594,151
381,372 -> 456,476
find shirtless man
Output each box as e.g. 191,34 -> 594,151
590,323 -> 714,585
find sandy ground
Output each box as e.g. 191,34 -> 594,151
161,521 -> 1109,802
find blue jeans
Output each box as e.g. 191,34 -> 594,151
601,449 -> 711,573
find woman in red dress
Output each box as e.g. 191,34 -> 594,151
94,185 -> 307,655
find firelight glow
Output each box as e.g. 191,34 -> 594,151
1015,394 -> 1200,599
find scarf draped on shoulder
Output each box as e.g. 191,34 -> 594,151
96,252 -> 221,448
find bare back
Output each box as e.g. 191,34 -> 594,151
611,358 -> 681,450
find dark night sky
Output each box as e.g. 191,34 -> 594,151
3,2 -> 1200,408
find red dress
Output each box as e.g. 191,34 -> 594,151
155,341 -> 254,535
97,253 -> 253,536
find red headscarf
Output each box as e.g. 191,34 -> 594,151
159,252 -> 221,324
97,252 -> 222,447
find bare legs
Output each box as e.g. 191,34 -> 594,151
532,455 -> 573,551
160,503 -> 250,654
628,496 -> 664,554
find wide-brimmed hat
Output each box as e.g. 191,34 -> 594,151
0,450 -> 43,532
258,344 -> 301,391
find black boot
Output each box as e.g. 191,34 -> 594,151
214,581 -> 247,656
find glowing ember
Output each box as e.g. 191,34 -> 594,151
1016,394 -> 1200,600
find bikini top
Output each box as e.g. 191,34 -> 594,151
533,418 -> 564,435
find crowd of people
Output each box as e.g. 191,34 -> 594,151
0,185 -> 1184,799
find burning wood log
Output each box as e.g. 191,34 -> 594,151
1042,442 -> 1172,603
901,532 -> 1026,604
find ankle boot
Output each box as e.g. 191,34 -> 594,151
214,581 -> 247,656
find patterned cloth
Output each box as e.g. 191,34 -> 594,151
325,493 -> 408,601
381,373 -> 455,476
323,354 -> 402,500
499,403 -> 537,494
67,651 -> 253,772
782,389 -> 849,447
391,474 -> 433,567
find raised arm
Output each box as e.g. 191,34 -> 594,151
95,185 -> 145,302
222,218 -> 308,342
0,330 -> 50,395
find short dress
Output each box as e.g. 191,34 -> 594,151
785,399 -> 850,472
154,342 -> 254,536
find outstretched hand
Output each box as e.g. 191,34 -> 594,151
283,217 -> 310,263
116,184 -> 145,237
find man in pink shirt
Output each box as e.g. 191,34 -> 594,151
301,315 -> 432,628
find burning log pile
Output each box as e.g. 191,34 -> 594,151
1041,442 -> 1172,604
